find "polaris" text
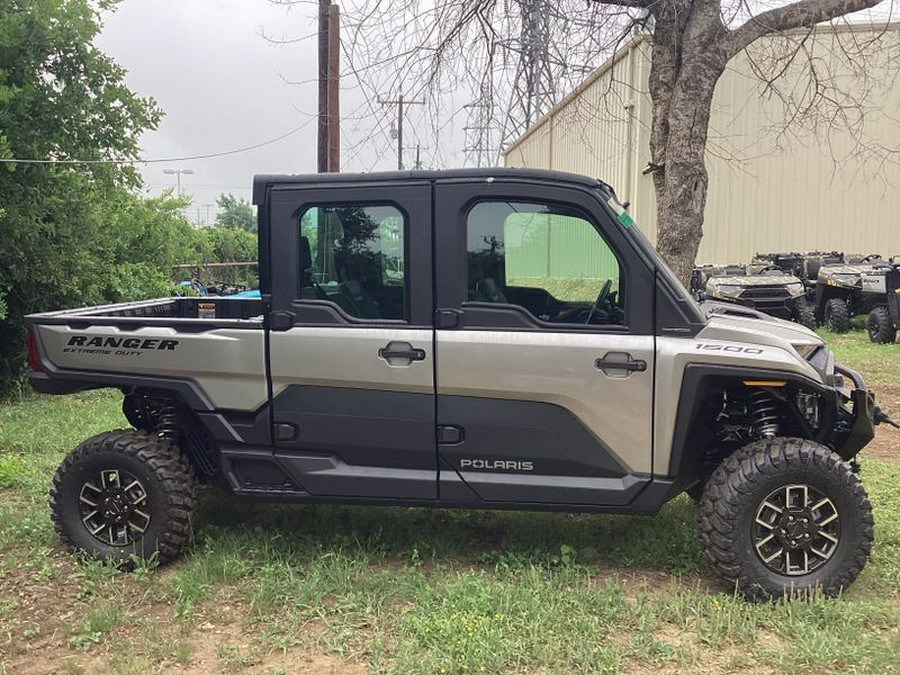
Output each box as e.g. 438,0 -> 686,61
459,458 -> 534,472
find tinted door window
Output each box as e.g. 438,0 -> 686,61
467,201 -> 625,326
299,205 -> 406,320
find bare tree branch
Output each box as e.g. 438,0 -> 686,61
589,0 -> 652,6
271,0 -> 895,284
726,0 -> 884,56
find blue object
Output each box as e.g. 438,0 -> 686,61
229,289 -> 260,298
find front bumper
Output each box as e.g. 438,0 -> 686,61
831,363 -> 876,459
731,294 -> 803,319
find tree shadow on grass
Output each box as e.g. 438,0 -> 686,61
192,488 -> 703,576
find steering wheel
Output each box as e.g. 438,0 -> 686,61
586,279 -> 613,325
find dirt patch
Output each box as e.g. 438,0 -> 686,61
177,612 -> 367,675
249,648 -> 368,675
0,552 -> 84,671
867,386 -> 900,465
872,385 -> 900,417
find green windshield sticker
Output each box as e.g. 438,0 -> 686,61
607,196 -> 634,228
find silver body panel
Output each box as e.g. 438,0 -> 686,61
269,327 -> 434,397
35,309 -> 829,481
653,311 -> 824,472
437,330 -> 654,474
35,323 -> 267,411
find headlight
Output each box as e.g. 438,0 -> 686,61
786,282 -> 805,297
712,284 -> 744,298
793,343 -> 818,359
828,273 -> 859,286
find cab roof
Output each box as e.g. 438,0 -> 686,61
252,167 -> 608,205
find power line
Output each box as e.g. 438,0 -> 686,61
0,116 -> 317,166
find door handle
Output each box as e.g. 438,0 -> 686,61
379,341 -> 426,364
595,352 -> 647,375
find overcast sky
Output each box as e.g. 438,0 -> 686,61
94,0 -> 446,224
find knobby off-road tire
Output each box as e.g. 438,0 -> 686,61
867,306 -> 897,344
698,438 -> 873,600
793,300 -> 816,331
50,430 -> 197,566
824,298 -> 850,333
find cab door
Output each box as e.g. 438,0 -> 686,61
434,179 -> 655,506
266,181 -> 436,499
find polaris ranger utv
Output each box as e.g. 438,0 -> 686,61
815,254 -> 892,333
26,169 -> 891,599
691,263 -> 815,329
752,251 -> 844,303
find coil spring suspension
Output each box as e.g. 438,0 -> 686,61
157,403 -> 179,440
748,391 -> 780,438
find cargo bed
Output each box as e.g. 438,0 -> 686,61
27,296 -> 265,328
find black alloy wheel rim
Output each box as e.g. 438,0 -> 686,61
868,315 -> 880,340
78,468 -> 151,546
753,484 -> 841,576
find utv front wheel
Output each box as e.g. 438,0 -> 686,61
867,306 -> 897,344
698,438 -> 872,600
50,430 -> 196,566
793,299 -> 816,331
824,298 -> 850,333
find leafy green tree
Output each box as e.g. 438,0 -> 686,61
187,226 -> 258,287
215,193 -> 256,233
0,0 -> 163,395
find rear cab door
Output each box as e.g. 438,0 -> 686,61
265,179 -> 436,499
434,176 -> 656,506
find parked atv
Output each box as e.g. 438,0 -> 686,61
815,254 -> 891,333
866,264 -> 900,344
692,263 -> 815,329
753,251 -> 844,302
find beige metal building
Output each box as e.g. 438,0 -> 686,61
504,23 -> 900,264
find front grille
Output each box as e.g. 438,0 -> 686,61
739,286 -> 791,301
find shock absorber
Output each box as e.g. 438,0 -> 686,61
748,390 -> 780,438
156,402 -> 179,440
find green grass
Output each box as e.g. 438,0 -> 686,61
818,324 -> 900,388
1,331 -> 899,673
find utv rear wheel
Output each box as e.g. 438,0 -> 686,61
824,299 -> 850,333
50,430 -> 196,566
698,438 -> 872,600
793,300 -> 816,331
867,306 -> 897,344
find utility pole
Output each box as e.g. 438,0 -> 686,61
163,168 -> 194,198
327,3 -> 340,172
317,0 -> 329,173
202,203 -> 213,225
415,144 -> 421,170
318,1 -> 341,172
378,93 -> 424,170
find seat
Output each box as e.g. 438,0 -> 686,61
474,277 -> 508,303
299,236 -> 327,300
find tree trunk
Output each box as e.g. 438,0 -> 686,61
652,69 -> 722,288
647,2 -> 728,288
